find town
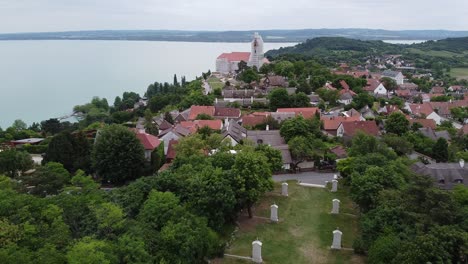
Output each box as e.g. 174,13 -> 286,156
0,33 -> 467,263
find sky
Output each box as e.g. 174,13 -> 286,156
0,0 -> 467,33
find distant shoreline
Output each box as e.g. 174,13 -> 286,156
0,28 -> 467,42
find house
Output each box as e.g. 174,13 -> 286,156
241,114 -> 267,128
430,86 -> 446,94
342,108 -> 364,120
136,132 -> 162,161
222,120 -> 247,146
10,138 -> 44,147
395,89 -> 412,99
158,125 -> 191,154
270,112 -> 296,123
407,103 -> 443,124
309,94 -> 320,105
337,121 -> 380,137
410,119 -> 437,130
364,79 -> 387,95
214,107 -> 241,119
174,109 -> 190,123
246,130 -> 292,170
418,127 -> 451,141
321,115 -> 361,136
398,83 -> 419,91
180,120 -> 223,133
338,82 -> 357,105
188,105 -> 215,120
329,145 -> 347,160
158,119 -> 173,131
411,161 -> 467,190
378,105 -> 401,115
382,70 -> 404,85
324,82 -> 337,91
263,75 -> 288,88
277,107 -> 320,119
165,139 -> 179,164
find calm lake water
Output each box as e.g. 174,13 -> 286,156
0,41 -> 295,128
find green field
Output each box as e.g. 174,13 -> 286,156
406,48 -> 465,58
450,68 -> 468,80
208,76 -> 225,90
220,181 -> 365,264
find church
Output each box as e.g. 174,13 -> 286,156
216,32 -> 269,74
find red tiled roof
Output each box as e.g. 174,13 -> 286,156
410,119 -> 437,130
217,52 -> 251,62
339,80 -> 350,90
180,120 -> 223,133
409,103 -> 434,117
462,124 -> 468,135
166,139 -> 179,160
214,107 -> 241,118
330,145 -> 347,159
188,105 -> 215,120
430,86 -> 445,94
321,116 -> 360,130
277,107 -> 319,119
395,89 -> 411,97
342,121 -> 380,137
242,115 -> 267,127
365,79 -> 382,92
136,133 -> 161,150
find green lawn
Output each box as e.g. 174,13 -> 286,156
221,181 -> 365,264
208,76 -> 225,90
450,68 -> 468,80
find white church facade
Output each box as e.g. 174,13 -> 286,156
216,33 -> 269,74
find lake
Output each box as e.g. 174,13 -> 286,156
0,41 -> 295,128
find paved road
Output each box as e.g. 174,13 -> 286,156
273,171 -> 337,185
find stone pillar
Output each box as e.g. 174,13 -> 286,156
333,174 -> 338,180
282,182 -> 288,196
331,229 -> 342,250
331,199 -> 340,214
331,180 -> 338,192
270,204 -> 278,222
252,240 -> 263,263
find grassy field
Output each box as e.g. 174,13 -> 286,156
208,76 -> 225,90
220,181 -> 365,264
406,48 -> 464,58
450,68 -> 468,80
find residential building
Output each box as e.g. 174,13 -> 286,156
336,121 -> 380,137
382,70 -> 404,85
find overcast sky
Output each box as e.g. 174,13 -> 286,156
1,0 -> 467,33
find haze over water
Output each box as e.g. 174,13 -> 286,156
0,40 -> 294,128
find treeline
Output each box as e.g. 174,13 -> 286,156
0,132 -> 281,263
338,133 -> 468,263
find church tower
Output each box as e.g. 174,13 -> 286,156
248,32 -> 264,70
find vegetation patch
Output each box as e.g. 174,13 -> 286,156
221,182 -> 364,264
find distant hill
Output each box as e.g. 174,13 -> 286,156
1,29 -> 468,42
410,37 -> 468,53
265,37 -> 402,57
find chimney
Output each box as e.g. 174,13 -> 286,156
460,159 -> 465,169
266,125 -> 270,131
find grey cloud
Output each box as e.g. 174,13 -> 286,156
0,0 -> 467,32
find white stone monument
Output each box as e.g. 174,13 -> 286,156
331,229 -> 342,250
331,199 -> 340,214
270,204 -> 278,222
282,182 -> 288,196
252,240 -> 263,263
331,180 -> 338,192
333,174 -> 338,180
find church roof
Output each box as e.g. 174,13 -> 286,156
217,52 -> 251,62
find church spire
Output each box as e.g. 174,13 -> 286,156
248,32 -> 264,69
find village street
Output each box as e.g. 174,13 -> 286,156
273,171 -> 337,185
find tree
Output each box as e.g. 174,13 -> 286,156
173,74 -> 179,86
268,88 -> 290,111
66,237 -> 115,264
231,151 -> 273,218
290,92 -> 311,107
186,167 -> 236,230
138,190 -> 184,230
432,137 -> 449,162
92,124 -> 145,184
382,134 -> 414,155
0,149 -> 34,178
280,115 -> 320,142
44,131 -> 91,173
385,112 -> 409,135
195,113 -> 214,120
380,77 -> 397,91
255,144 -> 283,172
11,119 -> 27,132
92,202 -> 125,238
18,162 -> 70,197
288,136 -> 326,170
144,109 -> 158,136
238,68 -> 259,83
